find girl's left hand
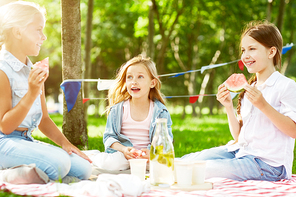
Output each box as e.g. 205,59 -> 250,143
138,149 -> 149,160
62,143 -> 92,163
244,84 -> 267,110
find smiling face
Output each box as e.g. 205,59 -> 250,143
19,13 -> 47,57
241,35 -> 275,75
125,63 -> 156,101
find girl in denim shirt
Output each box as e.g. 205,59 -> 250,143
0,1 -> 91,181
90,55 -> 173,171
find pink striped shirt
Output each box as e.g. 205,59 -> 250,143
121,99 -> 153,150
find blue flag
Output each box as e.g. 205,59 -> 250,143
60,81 -> 81,112
282,44 -> 293,54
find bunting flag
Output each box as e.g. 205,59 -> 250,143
83,98 -> 90,104
81,93 -> 240,105
282,43 -> 293,54
159,60 -> 239,78
238,60 -> 244,71
97,79 -> 116,91
60,43 -> 293,111
200,60 -> 239,74
189,96 -> 199,103
60,81 -> 81,112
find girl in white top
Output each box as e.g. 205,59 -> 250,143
182,21 -> 296,181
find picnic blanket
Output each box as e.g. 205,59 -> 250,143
1,175 -> 296,196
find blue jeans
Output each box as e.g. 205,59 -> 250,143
0,130 -> 92,181
181,146 -> 287,181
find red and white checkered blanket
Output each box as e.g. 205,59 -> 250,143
1,175 -> 296,197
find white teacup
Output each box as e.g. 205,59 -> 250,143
175,161 -> 193,187
192,160 -> 207,184
129,159 -> 148,181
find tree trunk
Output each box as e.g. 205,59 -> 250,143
61,0 -> 88,148
281,0 -> 294,74
148,1 -> 155,61
83,0 -> 94,123
152,0 -> 184,73
266,0 -> 273,21
276,0 -> 286,32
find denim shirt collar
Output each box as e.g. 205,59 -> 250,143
0,49 -> 33,72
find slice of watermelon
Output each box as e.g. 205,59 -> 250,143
33,57 -> 49,73
224,73 -> 248,93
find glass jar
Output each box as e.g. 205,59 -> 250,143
150,118 -> 175,186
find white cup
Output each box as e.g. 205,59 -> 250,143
175,161 -> 193,187
129,159 -> 148,181
192,160 -> 206,184
174,158 -> 182,183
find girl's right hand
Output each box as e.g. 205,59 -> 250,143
217,83 -> 233,108
122,147 -> 137,160
28,67 -> 48,98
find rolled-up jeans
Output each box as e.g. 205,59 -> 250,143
0,130 -> 92,181
181,146 -> 287,181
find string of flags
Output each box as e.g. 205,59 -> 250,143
61,43 -> 294,112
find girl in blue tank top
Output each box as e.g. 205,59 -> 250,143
0,1 -> 91,181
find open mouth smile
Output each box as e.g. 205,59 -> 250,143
131,87 -> 140,92
244,61 -> 255,67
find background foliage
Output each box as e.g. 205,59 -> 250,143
23,0 -> 296,117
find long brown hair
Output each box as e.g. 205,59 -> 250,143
237,21 -> 283,127
106,55 -> 165,113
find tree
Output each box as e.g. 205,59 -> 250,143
83,0 -> 94,122
61,0 -> 88,148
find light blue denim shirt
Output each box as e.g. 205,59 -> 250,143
0,49 -> 42,136
103,99 -> 173,153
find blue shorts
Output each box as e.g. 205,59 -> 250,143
181,146 -> 287,181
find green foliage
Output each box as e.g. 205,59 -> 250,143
21,0 -> 296,112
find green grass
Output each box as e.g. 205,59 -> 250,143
2,113 -> 296,196
33,113 -> 296,173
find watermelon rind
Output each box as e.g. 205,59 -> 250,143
224,85 -> 244,93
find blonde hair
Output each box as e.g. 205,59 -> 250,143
107,55 -> 165,113
237,21 -> 283,127
0,1 -> 46,50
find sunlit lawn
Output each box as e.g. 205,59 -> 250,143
32,112 -> 233,157
2,110 -> 296,196
32,111 -> 296,174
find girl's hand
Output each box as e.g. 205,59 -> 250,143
139,149 -> 149,160
28,67 -> 48,97
217,83 -> 233,108
62,142 -> 92,163
123,147 -> 137,160
244,84 -> 267,110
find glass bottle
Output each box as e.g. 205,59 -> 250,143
150,118 -> 175,186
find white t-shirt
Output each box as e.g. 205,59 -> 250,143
227,71 -> 296,178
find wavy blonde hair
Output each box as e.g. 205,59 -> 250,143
0,1 -> 46,50
107,55 -> 165,113
237,21 -> 282,127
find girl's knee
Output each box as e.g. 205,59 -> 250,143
94,152 -> 129,171
44,156 -> 71,180
68,154 -> 92,180
76,160 -> 92,180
